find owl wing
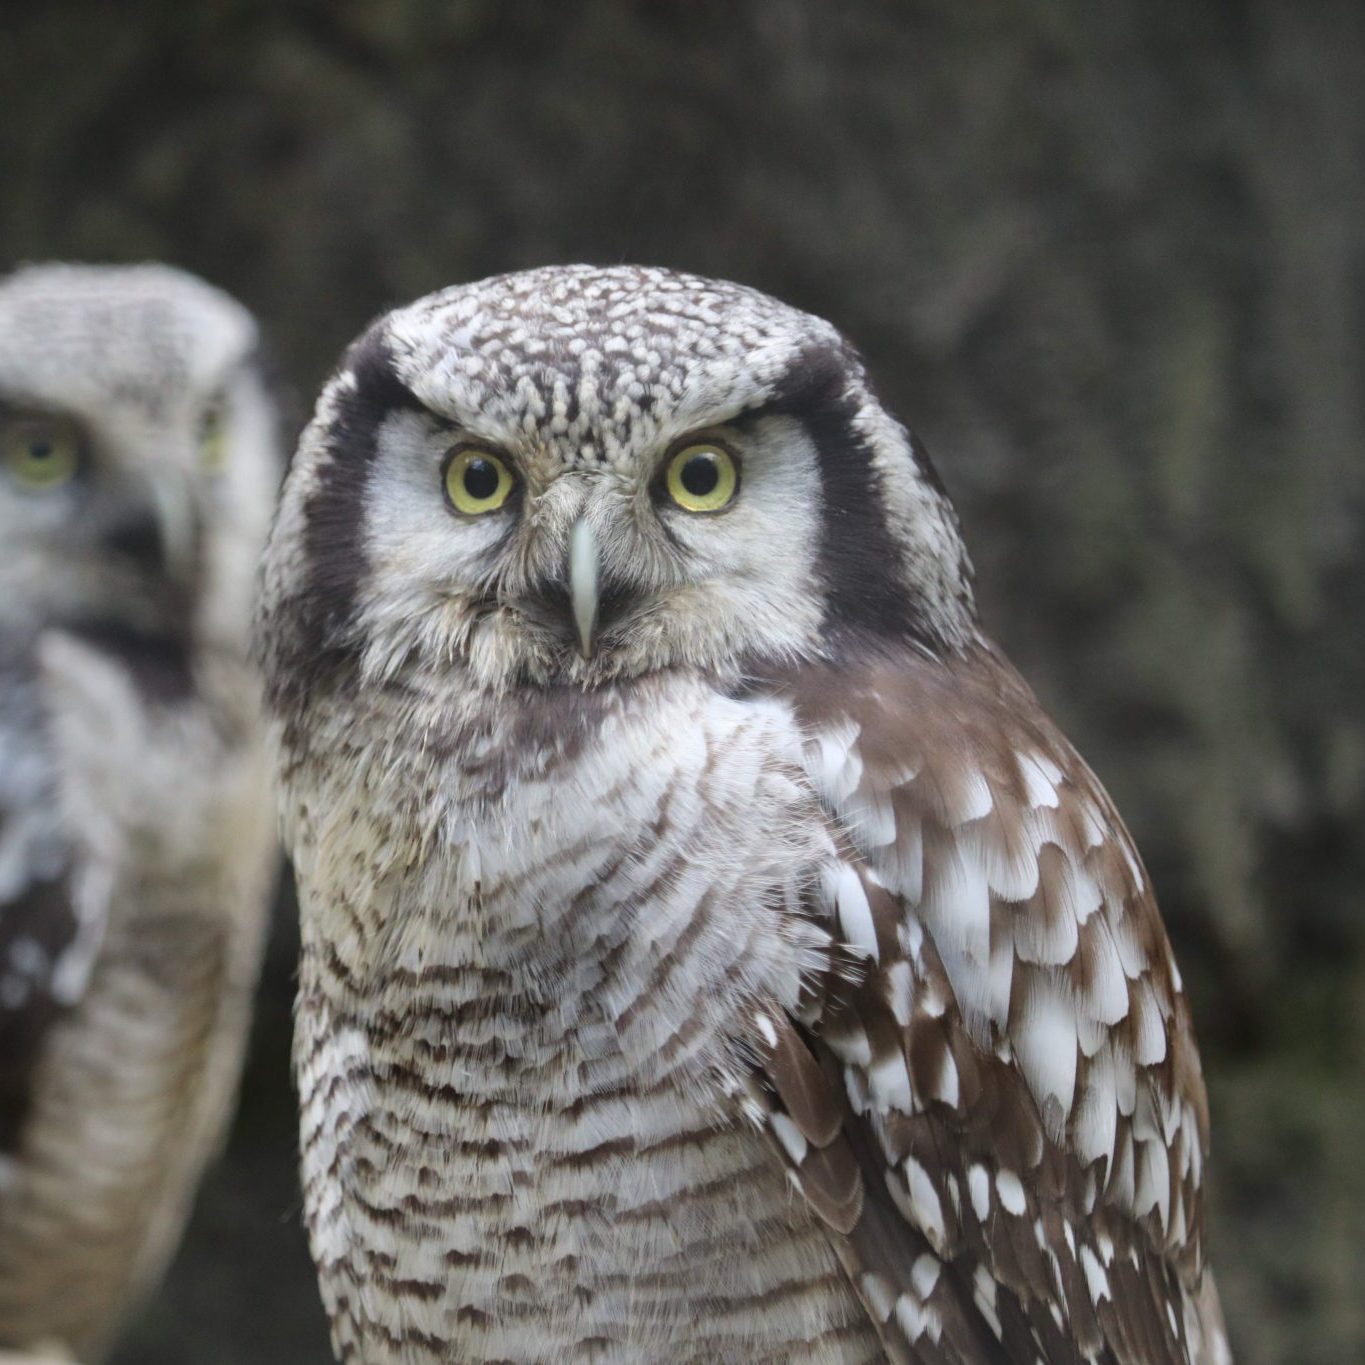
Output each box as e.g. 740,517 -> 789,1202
748,641 -> 1227,1364
0,637 -> 132,1156
0,778 -> 88,1155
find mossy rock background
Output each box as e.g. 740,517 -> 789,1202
3,3 -> 1362,1361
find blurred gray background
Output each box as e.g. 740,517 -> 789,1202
4,2 -> 1362,1361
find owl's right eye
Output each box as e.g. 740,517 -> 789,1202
2,416 -> 83,492
444,447 -> 516,515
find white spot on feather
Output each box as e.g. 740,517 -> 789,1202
1112,913 -> 1149,979
886,960 -> 915,1026
903,1156 -> 947,1252
911,1253 -> 941,1299
1017,883 -> 1080,965
898,912 -> 925,962
919,841 -> 991,1013
1018,752 -> 1061,809
958,768 -> 994,822
1135,1137 -> 1172,1230
848,787 -> 898,848
1014,975 -> 1080,1124
917,971 -> 949,1019
1067,861 -> 1105,925
869,1049 -> 914,1113
884,810 -> 925,903
1073,1048 -> 1120,1171
968,1164 -> 991,1222
884,1168 -> 915,1223
1084,925 -> 1130,1025
830,863 -> 880,962
1076,1010 -> 1108,1058
1132,982 -> 1168,1065
844,1063 -> 871,1114
973,1265 -> 1003,1338
1080,1244 -> 1111,1304
770,1111 -> 808,1165
971,820 -> 1040,903
896,1292 -> 941,1344
827,1017 -> 872,1067
934,1046 -> 961,1108
1169,1186 -> 1188,1246
995,1168 -> 1027,1216
862,1271 -> 896,1322
984,917 -> 1015,1027
812,724 -> 863,804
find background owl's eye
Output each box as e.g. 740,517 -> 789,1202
444,447 -> 515,514
199,401 -> 228,474
664,443 -> 738,512
2,416 -> 83,492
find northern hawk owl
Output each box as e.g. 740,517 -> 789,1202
0,263 -> 280,1360
257,265 -> 1230,1364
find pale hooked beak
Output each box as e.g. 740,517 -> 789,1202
149,474 -> 199,582
569,517 -> 599,658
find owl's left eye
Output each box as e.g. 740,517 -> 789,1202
664,442 -> 739,512
2,416 -> 83,492
444,448 -> 516,515
198,400 -> 229,475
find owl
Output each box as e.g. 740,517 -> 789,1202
0,263 -> 281,1361
257,265 -> 1231,1364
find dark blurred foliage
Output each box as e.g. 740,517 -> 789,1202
3,1 -> 1363,1360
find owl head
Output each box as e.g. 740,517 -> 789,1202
0,263 -> 281,658
258,265 -> 975,714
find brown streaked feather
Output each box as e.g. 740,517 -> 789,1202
749,1015 -> 865,1236
764,1012 -> 845,1148
749,640 -> 1227,1363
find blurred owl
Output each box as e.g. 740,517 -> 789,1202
0,263 -> 281,1361
258,265 -> 1230,1363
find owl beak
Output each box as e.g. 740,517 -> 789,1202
102,474 -> 198,584
569,517 -> 599,658
150,476 -> 199,582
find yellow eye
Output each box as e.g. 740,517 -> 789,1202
444,448 -> 516,515
2,416 -> 82,492
665,443 -> 739,512
199,403 -> 228,474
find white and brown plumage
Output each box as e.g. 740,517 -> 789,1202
257,264 -> 1230,1363
0,264 -> 281,1360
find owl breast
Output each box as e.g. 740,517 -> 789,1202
292,678 -> 882,1363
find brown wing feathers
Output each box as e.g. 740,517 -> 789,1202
748,642 -> 1219,1363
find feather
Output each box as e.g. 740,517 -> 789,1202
763,641 -> 1225,1364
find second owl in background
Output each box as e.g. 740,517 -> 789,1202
259,265 -> 1230,1363
0,264 -> 281,1362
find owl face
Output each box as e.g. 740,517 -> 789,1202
0,263 -> 280,652
260,265 -> 975,708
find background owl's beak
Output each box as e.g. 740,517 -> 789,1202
150,474 -> 199,582
100,471 -> 199,587
569,516 -> 599,657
